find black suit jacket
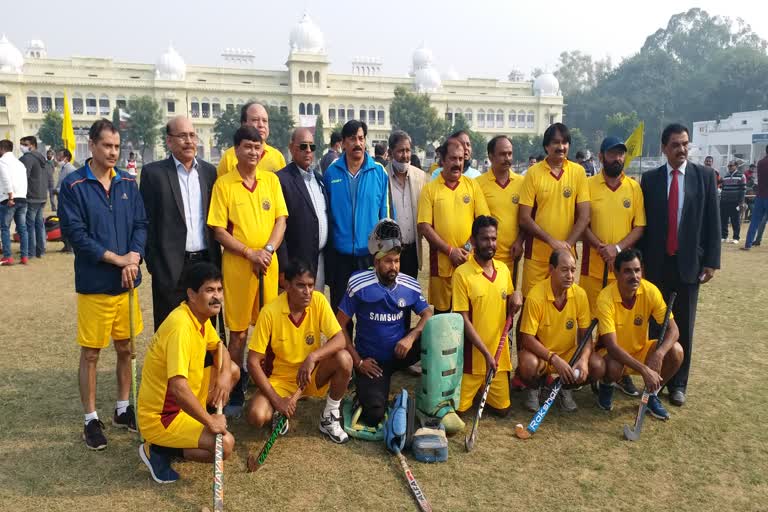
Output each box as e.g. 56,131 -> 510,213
139,156 -> 220,287
639,162 -> 721,284
276,162 -> 330,272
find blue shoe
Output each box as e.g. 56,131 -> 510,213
647,395 -> 670,421
597,382 -> 614,411
139,443 -> 179,484
224,385 -> 245,418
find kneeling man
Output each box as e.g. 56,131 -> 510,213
245,260 -> 353,443
595,248 -> 683,419
518,250 -> 604,412
138,262 -> 239,483
454,215 -> 522,416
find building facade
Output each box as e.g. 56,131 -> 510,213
0,14 -> 563,164
692,110 -> 768,171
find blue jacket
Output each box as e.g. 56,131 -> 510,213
324,153 -> 392,256
58,161 -> 148,295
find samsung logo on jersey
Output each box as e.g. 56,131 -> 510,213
369,311 -> 404,322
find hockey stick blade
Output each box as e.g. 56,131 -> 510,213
396,451 -> 432,512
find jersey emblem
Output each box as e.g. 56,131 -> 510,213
305,334 -> 315,345
563,187 -> 573,198
634,315 -> 643,326
565,318 -> 575,330
501,290 -> 507,300
262,199 -> 271,211
462,194 -> 471,204
623,198 -> 631,208
512,194 -> 520,204
121,192 -> 128,200
398,298 -> 406,308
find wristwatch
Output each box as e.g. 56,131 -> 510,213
265,244 -> 275,254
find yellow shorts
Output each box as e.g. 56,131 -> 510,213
77,289 -> 143,349
599,339 -> 657,376
521,259 -> 550,297
535,346 -> 577,375
222,251 -> 279,332
429,275 -> 453,312
580,274 -> 615,313
269,370 -> 328,399
140,367 -> 211,449
458,371 -> 510,412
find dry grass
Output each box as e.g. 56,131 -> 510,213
0,234 -> 766,511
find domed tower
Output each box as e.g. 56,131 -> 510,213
25,39 -> 46,59
286,12 -> 330,122
411,43 -> 441,93
0,35 -> 24,73
155,45 -> 186,81
533,72 -> 560,97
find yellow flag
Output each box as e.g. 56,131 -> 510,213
623,122 -> 644,169
61,91 -> 76,156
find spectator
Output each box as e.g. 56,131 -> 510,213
19,136 -> 48,258
45,149 -> 56,210
720,161 -> 746,243
55,148 -> 76,253
0,139 -> 29,265
319,131 -> 342,174
743,146 -> 768,250
126,152 -> 138,176
374,142 -> 388,167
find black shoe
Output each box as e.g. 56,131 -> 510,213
753,241 -> 761,247
616,375 -> 640,397
83,419 -> 107,450
669,389 -> 686,407
112,405 -> 138,433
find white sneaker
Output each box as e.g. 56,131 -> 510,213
525,388 -> 540,412
558,389 -> 578,412
731,239 -> 740,244
721,238 -> 727,243
319,410 -> 349,444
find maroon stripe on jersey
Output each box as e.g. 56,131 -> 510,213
160,389 -> 181,428
262,338 -> 275,378
523,201 -> 538,260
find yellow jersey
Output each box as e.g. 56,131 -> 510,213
476,170 -> 524,268
216,143 -> 287,178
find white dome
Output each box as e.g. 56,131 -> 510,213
0,35 -> 24,73
533,72 -> 560,96
442,66 -> 461,81
156,45 -> 186,81
289,13 -> 326,53
412,43 -> 433,70
414,67 -> 441,93
25,39 -> 46,58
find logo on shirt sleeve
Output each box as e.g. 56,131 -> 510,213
565,318 -> 575,330
262,199 -> 272,211
397,298 -> 406,308
563,187 -> 573,198
305,334 -> 315,345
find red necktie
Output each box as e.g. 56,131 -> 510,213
666,169 -> 680,255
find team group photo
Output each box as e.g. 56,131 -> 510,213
0,2 -> 766,511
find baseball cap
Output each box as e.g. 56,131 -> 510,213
600,136 -> 627,153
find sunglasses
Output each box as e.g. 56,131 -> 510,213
298,143 -> 317,151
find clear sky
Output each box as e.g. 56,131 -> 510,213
5,0 -> 766,78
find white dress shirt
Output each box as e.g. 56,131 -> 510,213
299,166 -> 328,250
173,156 -> 206,252
666,160 -> 687,230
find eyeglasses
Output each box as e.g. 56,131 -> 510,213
169,132 -> 198,142
298,143 -> 317,151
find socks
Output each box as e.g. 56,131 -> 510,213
85,411 -> 99,425
323,397 -> 341,417
116,400 -> 130,415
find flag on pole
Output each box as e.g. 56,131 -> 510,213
623,122 -> 644,170
61,91 -> 76,156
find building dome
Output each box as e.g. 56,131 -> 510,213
25,39 -> 46,58
533,72 -> 560,96
442,66 -> 461,81
412,43 -> 433,70
155,45 -> 186,81
0,35 -> 24,73
414,67 -> 441,93
289,12 -> 326,53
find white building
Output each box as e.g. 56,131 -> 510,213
0,14 -> 563,163
692,110 -> 768,170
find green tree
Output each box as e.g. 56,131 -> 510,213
266,105 -> 294,152
510,134 -> 544,163
124,96 -> 163,163
389,86 -> 448,149
314,114 -> 326,156
604,112 -> 641,141
37,111 -> 63,150
568,128 -> 589,157
443,113 -> 488,163
213,107 -> 240,149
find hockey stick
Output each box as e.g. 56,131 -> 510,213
395,450 -> 432,512
515,318 -> 598,439
465,314 -> 513,451
128,288 -> 141,440
258,270 -> 265,314
246,386 -> 303,472
623,291 -> 677,441
212,342 -> 225,511
512,258 -> 520,292
602,261 -> 609,288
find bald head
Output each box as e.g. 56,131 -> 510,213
242,102 -> 269,142
291,127 -> 313,143
165,116 -> 197,165
289,127 -> 315,171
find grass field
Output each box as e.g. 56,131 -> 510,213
1,236 -> 766,511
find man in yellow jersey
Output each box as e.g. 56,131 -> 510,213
418,138 -> 490,313
207,126 -> 288,416
519,123 -> 590,297
582,136 -> 646,396
595,249 -> 683,419
216,102 -> 286,177
476,135 -> 524,276
518,250 -> 604,412
454,216 -> 522,416
245,259 -> 353,444
137,262 -> 239,484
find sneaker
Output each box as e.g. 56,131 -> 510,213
272,414 -> 289,436
510,374 -> 527,391
525,388 -> 540,412
319,410 -> 349,444
558,389 -> 578,412
20,257 -> 28,265
224,386 -> 245,418
754,241 -> 761,247
112,405 -> 138,432
83,419 -> 107,450
647,394 -> 670,420
0,257 -> 14,266
597,382 -> 614,411
616,375 -> 640,397
139,443 -> 179,484
731,239 -> 740,244
721,238 -> 727,243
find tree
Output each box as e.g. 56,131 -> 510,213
265,105 -> 294,152
510,134 -> 544,163
314,114 -> 326,156
124,96 -> 163,163
446,114 -> 487,162
389,86 -> 448,149
568,128 -> 589,157
604,112 -> 641,141
37,111 -> 63,150
213,107 -> 240,149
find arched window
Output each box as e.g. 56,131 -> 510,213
314,71 -> 320,85
190,97 -> 200,118
477,109 -> 486,128
280,101 -> 288,114
54,92 -> 64,114
211,98 -> 221,117
329,104 -> 336,123
307,103 -> 313,115
346,106 -> 354,121
201,97 -> 210,118
508,111 -> 516,128
518,110 -> 526,127
359,108 -> 366,122
527,110 -> 535,128
27,91 -> 39,113
99,94 -> 110,116
115,95 -> 126,110
40,91 -> 52,113
299,70 -> 305,83
314,103 -> 320,116
85,93 -> 97,116
299,103 -> 306,115
486,109 -> 494,128
496,110 -> 504,126
377,106 -> 385,125
306,71 -> 313,85
72,94 -> 84,115
338,106 -> 346,123
445,107 -> 453,124
464,109 -> 473,125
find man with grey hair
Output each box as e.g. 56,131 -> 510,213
387,130 -> 426,279
217,101 -> 286,177
277,127 -> 330,290
140,116 -> 220,329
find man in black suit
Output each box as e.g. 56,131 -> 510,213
140,116 -> 221,330
277,128 -> 329,290
639,123 -> 720,407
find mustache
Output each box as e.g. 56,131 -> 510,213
353,146 -> 363,151
208,299 -> 222,306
